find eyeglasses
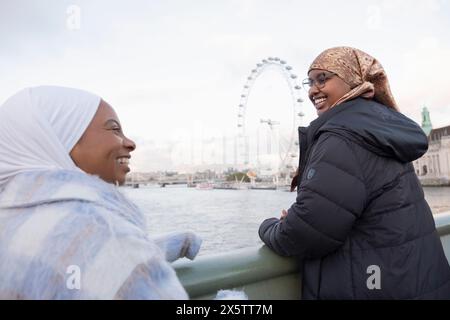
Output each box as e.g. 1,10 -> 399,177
302,72 -> 336,91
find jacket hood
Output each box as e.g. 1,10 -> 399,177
312,98 -> 428,163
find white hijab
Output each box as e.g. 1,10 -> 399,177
0,86 -> 101,190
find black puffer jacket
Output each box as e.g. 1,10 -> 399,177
259,98 -> 450,299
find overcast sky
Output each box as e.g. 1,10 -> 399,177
1,0 -> 449,171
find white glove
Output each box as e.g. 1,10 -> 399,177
151,231 -> 202,262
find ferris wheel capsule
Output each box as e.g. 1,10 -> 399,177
285,66 -> 292,70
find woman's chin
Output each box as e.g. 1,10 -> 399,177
114,167 -> 130,185
106,173 -> 126,186
116,175 -> 126,186
316,105 -> 331,116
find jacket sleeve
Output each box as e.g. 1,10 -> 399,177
259,133 -> 367,258
150,231 -> 202,262
111,234 -> 189,300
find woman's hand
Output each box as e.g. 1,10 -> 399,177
280,209 -> 288,220
151,231 -> 202,262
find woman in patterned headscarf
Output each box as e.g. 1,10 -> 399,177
259,47 -> 450,299
306,46 -> 398,115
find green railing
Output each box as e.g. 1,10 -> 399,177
436,211 -> 450,262
174,211 -> 450,300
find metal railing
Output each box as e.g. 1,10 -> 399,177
174,211 -> 450,300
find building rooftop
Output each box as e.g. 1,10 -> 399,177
429,125 -> 450,142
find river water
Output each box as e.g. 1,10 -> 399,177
122,186 -> 450,256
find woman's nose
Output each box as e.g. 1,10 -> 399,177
309,85 -> 319,96
123,136 -> 136,151
309,86 -> 319,101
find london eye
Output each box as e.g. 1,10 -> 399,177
236,57 -> 306,180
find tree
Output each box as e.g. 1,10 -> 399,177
226,172 -> 250,183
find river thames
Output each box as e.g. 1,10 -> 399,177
122,186 -> 450,256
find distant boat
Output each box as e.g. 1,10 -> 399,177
196,182 -> 214,190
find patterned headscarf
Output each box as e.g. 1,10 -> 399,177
308,46 -> 399,111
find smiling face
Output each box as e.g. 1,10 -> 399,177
308,69 -> 352,116
70,100 -> 136,185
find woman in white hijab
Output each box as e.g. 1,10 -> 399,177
0,86 -> 201,299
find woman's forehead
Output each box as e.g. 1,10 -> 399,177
308,69 -> 329,77
94,100 -> 119,124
